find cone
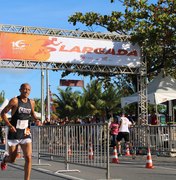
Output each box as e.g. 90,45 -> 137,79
111,146 -> 119,163
68,145 -> 72,156
125,147 -> 131,156
88,144 -> 94,160
146,147 -> 154,168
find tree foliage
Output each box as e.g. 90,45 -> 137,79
34,98 -> 41,112
52,80 -> 122,119
0,91 -> 5,104
53,87 -> 83,118
68,0 -> 176,78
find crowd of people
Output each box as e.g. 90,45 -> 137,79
32,115 -> 103,126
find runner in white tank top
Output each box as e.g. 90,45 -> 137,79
119,116 -> 132,133
116,113 -> 132,156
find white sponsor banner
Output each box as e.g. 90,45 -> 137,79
48,37 -> 141,67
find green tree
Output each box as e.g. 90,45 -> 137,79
0,90 -> 5,104
53,79 -> 122,120
68,0 -> 176,78
34,98 -> 41,112
82,80 -> 105,117
102,84 -> 122,115
53,87 -> 83,119
83,79 -> 122,118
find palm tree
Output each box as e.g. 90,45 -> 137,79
102,85 -> 122,117
83,80 -> 122,118
33,98 -> 41,112
82,79 -> 103,116
52,79 -> 123,120
53,87 -> 83,119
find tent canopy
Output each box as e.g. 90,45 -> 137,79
121,72 -> 176,108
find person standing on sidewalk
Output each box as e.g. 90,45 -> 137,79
116,113 -> 132,156
0,83 -> 39,180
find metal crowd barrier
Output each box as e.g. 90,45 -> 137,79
130,125 -> 176,156
31,123 -> 110,178
2,124 -> 176,179
0,126 -> 8,161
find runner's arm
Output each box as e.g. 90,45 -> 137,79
1,98 -> 17,132
30,99 -> 40,125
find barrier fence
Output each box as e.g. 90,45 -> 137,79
130,125 -> 176,156
31,123 -> 110,178
1,124 -> 176,179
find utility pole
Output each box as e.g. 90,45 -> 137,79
46,69 -> 50,120
41,69 -> 45,123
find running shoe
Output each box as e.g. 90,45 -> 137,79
1,161 -> 7,171
1,152 -> 8,171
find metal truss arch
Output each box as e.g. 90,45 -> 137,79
0,24 -> 147,124
0,60 -> 140,75
0,24 -> 130,41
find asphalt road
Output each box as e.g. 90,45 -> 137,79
0,155 -> 175,180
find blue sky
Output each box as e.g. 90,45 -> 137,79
0,0 -> 155,100
0,0 -> 122,100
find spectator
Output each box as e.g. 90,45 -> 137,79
43,118 -> 50,125
151,111 -> 158,125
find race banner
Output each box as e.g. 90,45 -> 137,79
0,32 -> 141,67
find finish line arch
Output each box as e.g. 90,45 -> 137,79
0,24 -> 147,124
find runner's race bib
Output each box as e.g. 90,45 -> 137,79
16,120 -> 29,129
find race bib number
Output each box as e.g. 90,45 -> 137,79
16,120 -> 29,129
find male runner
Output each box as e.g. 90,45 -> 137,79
1,83 -> 39,180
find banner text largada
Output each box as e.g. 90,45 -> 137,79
0,32 -> 141,67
